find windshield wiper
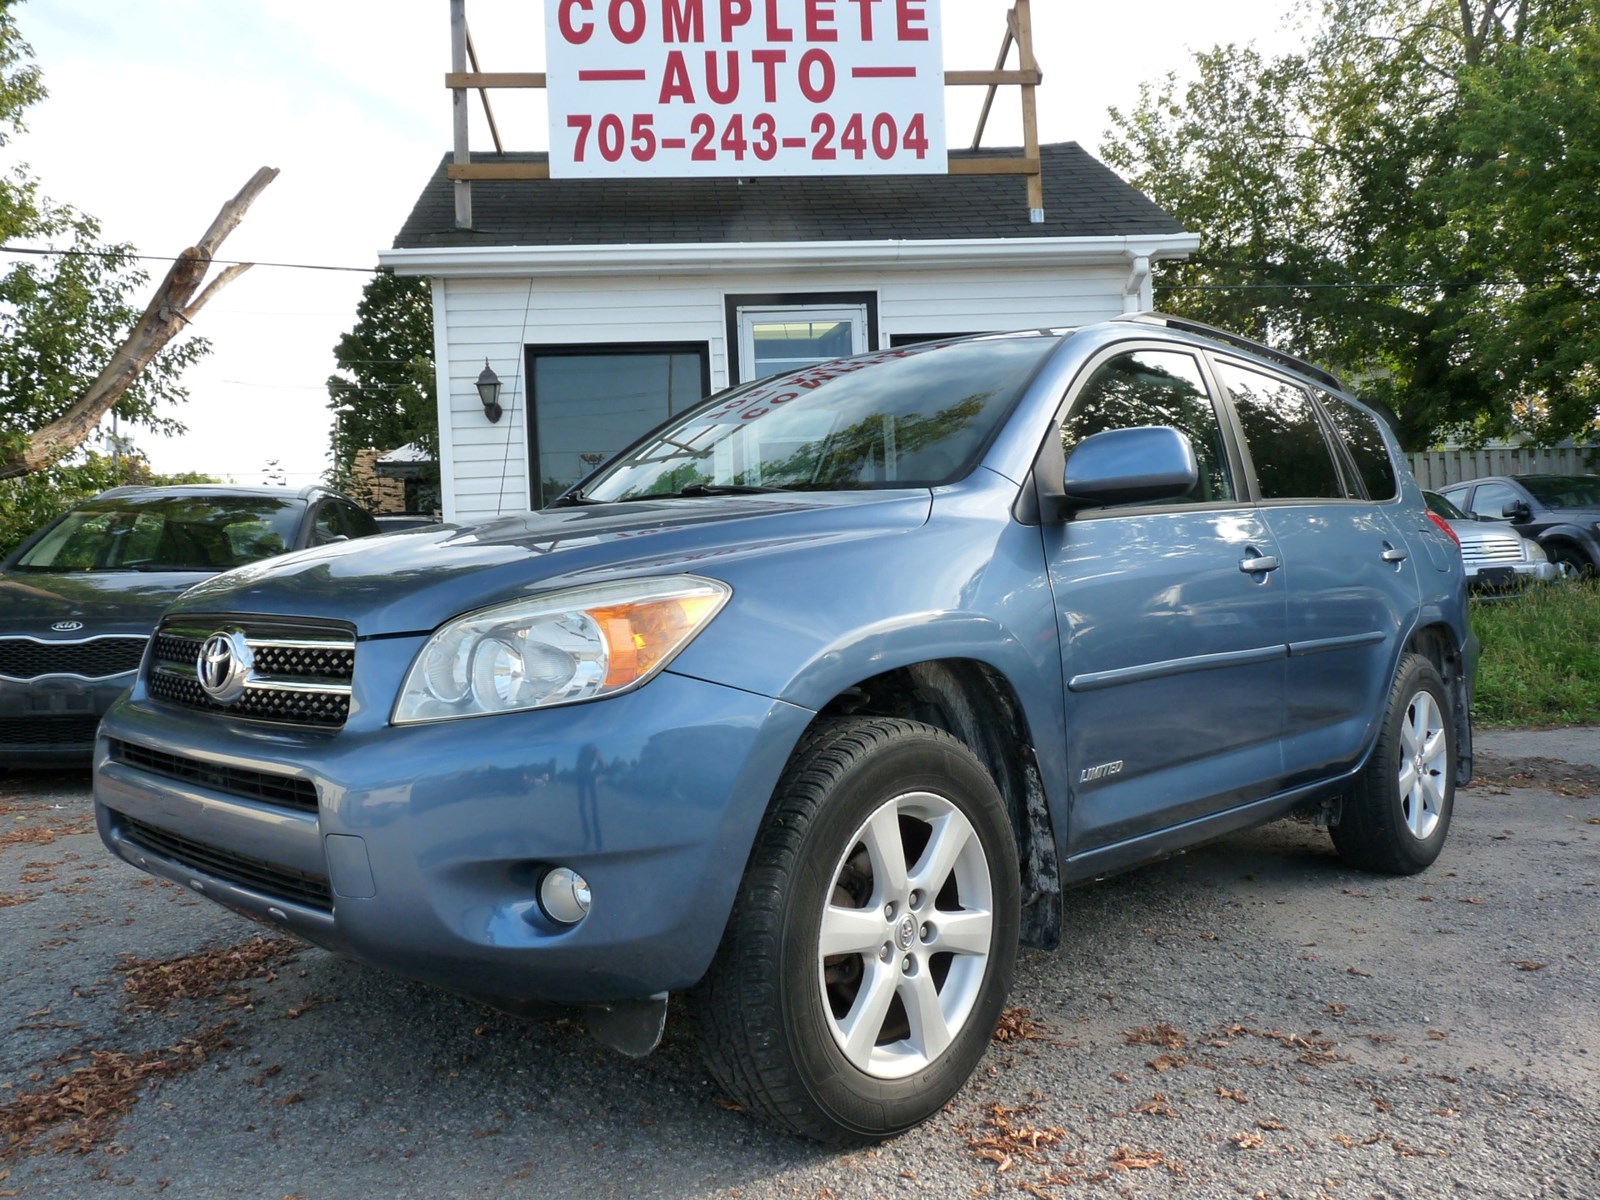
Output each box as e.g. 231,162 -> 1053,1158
667,483 -> 787,497
548,490 -> 606,507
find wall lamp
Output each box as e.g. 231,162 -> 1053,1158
476,360 -> 503,423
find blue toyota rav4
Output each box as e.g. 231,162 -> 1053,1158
94,315 -> 1475,1144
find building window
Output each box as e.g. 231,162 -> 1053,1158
725,292 -> 878,384
527,343 -> 710,508
889,332 -> 981,348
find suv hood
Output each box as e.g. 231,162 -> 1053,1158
0,569 -> 212,635
169,493 -> 934,637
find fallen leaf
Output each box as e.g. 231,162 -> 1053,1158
1512,960 -> 1546,972
1130,1094 -> 1177,1119
1107,1146 -> 1173,1172
992,1008 -> 1058,1045
1123,1024 -> 1187,1049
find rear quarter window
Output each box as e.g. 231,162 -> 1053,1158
1322,396 -> 1399,501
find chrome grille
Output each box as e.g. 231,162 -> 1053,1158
107,739 -> 319,813
0,635 -> 147,680
1461,534 -> 1525,569
147,617 -> 355,728
120,815 -> 333,912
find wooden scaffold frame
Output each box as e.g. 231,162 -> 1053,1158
443,0 -> 1047,229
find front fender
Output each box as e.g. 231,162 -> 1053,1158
668,474 -> 1071,820
1534,522 -> 1600,561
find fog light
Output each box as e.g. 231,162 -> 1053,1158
540,867 -> 592,925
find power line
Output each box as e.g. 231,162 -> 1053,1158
8,242 -> 1594,293
1158,278 -> 1600,291
0,244 -> 380,275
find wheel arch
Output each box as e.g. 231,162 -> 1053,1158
809,658 -> 1063,949
1538,531 -> 1599,575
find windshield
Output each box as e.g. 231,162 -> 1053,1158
1518,475 -> 1600,509
1424,491 -> 1468,520
578,334 -> 1062,503
14,495 -> 303,573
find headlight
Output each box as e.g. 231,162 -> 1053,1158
393,575 -> 730,724
1525,539 -> 1549,563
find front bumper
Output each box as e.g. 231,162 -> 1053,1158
94,643 -> 811,1004
1467,560 -> 1560,593
1,673 -> 133,766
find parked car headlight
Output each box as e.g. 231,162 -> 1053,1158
1525,540 -> 1550,563
393,576 -> 730,724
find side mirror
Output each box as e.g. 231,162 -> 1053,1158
1502,501 -> 1532,523
1062,426 -> 1198,509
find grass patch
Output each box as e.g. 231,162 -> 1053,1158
1471,581 -> 1600,727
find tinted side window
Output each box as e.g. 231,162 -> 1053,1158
1467,482 -> 1520,520
1217,361 -> 1345,500
1322,396 -> 1398,500
338,503 -> 379,538
1062,349 -> 1236,503
312,503 -> 344,545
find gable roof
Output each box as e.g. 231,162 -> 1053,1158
392,142 -> 1183,249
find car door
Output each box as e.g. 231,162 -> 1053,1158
1214,359 -> 1420,784
1462,480 -> 1526,525
1042,345 -> 1290,857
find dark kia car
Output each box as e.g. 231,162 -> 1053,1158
1,484 -> 378,765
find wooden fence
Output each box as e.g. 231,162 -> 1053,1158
1407,446 -> 1597,490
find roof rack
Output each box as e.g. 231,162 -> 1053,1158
1114,312 -> 1347,393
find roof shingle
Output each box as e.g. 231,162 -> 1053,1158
392,143 -> 1184,248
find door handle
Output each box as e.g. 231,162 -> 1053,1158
1381,544 -> 1409,563
1239,553 -> 1281,574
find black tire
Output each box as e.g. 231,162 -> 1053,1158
1330,654 -> 1456,875
689,717 -> 1020,1145
1546,543 -> 1595,580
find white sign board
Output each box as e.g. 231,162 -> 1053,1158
544,0 -> 947,178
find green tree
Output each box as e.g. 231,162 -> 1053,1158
0,0 -> 44,241
1102,0 -> 1600,449
1437,1 -> 1600,443
325,270 -> 438,508
0,0 -> 212,538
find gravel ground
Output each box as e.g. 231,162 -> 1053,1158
1,760 -> 1596,1200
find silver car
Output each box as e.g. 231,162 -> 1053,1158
1424,491 -> 1559,592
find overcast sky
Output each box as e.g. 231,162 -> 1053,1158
9,1 -> 1304,488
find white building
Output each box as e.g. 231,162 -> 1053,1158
379,142 -> 1197,525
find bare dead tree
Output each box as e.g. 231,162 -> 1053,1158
0,166 -> 280,480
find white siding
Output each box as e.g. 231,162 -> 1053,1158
435,263 -> 1132,524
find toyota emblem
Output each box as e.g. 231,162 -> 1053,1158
197,630 -> 254,703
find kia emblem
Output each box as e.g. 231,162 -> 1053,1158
51,620 -> 84,633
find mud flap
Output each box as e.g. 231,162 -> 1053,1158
587,993 -> 668,1057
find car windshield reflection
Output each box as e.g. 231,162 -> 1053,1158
579,335 -> 1061,503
